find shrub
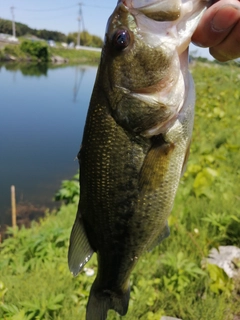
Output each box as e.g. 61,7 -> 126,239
20,40 -> 49,61
54,173 -> 79,204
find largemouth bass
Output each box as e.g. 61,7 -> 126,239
69,1 -> 209,319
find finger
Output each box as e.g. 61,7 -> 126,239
192,0 -> 240,48
209,19 -> 240,61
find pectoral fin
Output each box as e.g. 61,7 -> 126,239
139,134 -> 175,193
68,211 -> 94,277
147,221 -> 170,251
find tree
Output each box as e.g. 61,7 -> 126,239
66,30 -> 103,47
0,18 -> 66,41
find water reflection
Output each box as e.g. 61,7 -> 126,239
0,62 -> 48,77
0,62 -> 97,228
73,66 -> 86,102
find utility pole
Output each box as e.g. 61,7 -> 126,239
10,6 -> 16,38
77,3 -> 82,47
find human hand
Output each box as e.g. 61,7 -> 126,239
192,0 -> 240,61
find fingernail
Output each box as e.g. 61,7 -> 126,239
212,5 -> 239,32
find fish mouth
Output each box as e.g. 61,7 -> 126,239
123,0 -> 182,21
121,0 -> 211,21
118,0 -> 211,55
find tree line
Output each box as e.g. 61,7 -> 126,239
0,18 -> 103,47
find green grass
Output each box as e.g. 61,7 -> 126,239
49,47 -> 100,64
0,62 -> 240,320
0,43 -> 27,60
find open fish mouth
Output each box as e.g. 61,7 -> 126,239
116,0 -> 211,56
123,0 -> 182,21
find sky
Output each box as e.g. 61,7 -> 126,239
0,0 -> 214,60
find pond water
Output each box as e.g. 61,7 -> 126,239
0,63 -> 97,227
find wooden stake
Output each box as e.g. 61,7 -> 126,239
11,185 -> 17,228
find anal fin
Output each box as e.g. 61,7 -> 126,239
68,211 -> 94,277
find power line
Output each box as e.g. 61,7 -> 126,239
82,4 -> 113,9
4,3 -> 113,38
15,3 -> 113,12
20,14 -> 75,22
15,3 -> 112,13
15,4 -> 78,13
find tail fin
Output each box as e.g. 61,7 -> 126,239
86,280 -> 130,320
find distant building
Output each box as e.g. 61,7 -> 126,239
68,42 -> 74,48
48,40 -> 56,47
0,33 -> 18,42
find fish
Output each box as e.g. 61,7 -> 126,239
68,0 -> 210,319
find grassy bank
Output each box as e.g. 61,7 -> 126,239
49,47 -> 100,63
0,62 -> 240,320
0,40 -> 101,64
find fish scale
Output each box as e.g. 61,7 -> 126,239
81,101 -> 143,249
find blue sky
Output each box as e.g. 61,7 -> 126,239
1,0 -> 213,60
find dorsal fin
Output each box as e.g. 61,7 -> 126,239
68,211 -> 94,277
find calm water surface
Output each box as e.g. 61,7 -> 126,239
0,63 -> 97,226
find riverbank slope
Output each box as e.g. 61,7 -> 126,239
0,40 -> 101,64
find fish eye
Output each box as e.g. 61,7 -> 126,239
112,29 -> 130,50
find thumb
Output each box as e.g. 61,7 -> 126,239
192,1 -> 240,48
